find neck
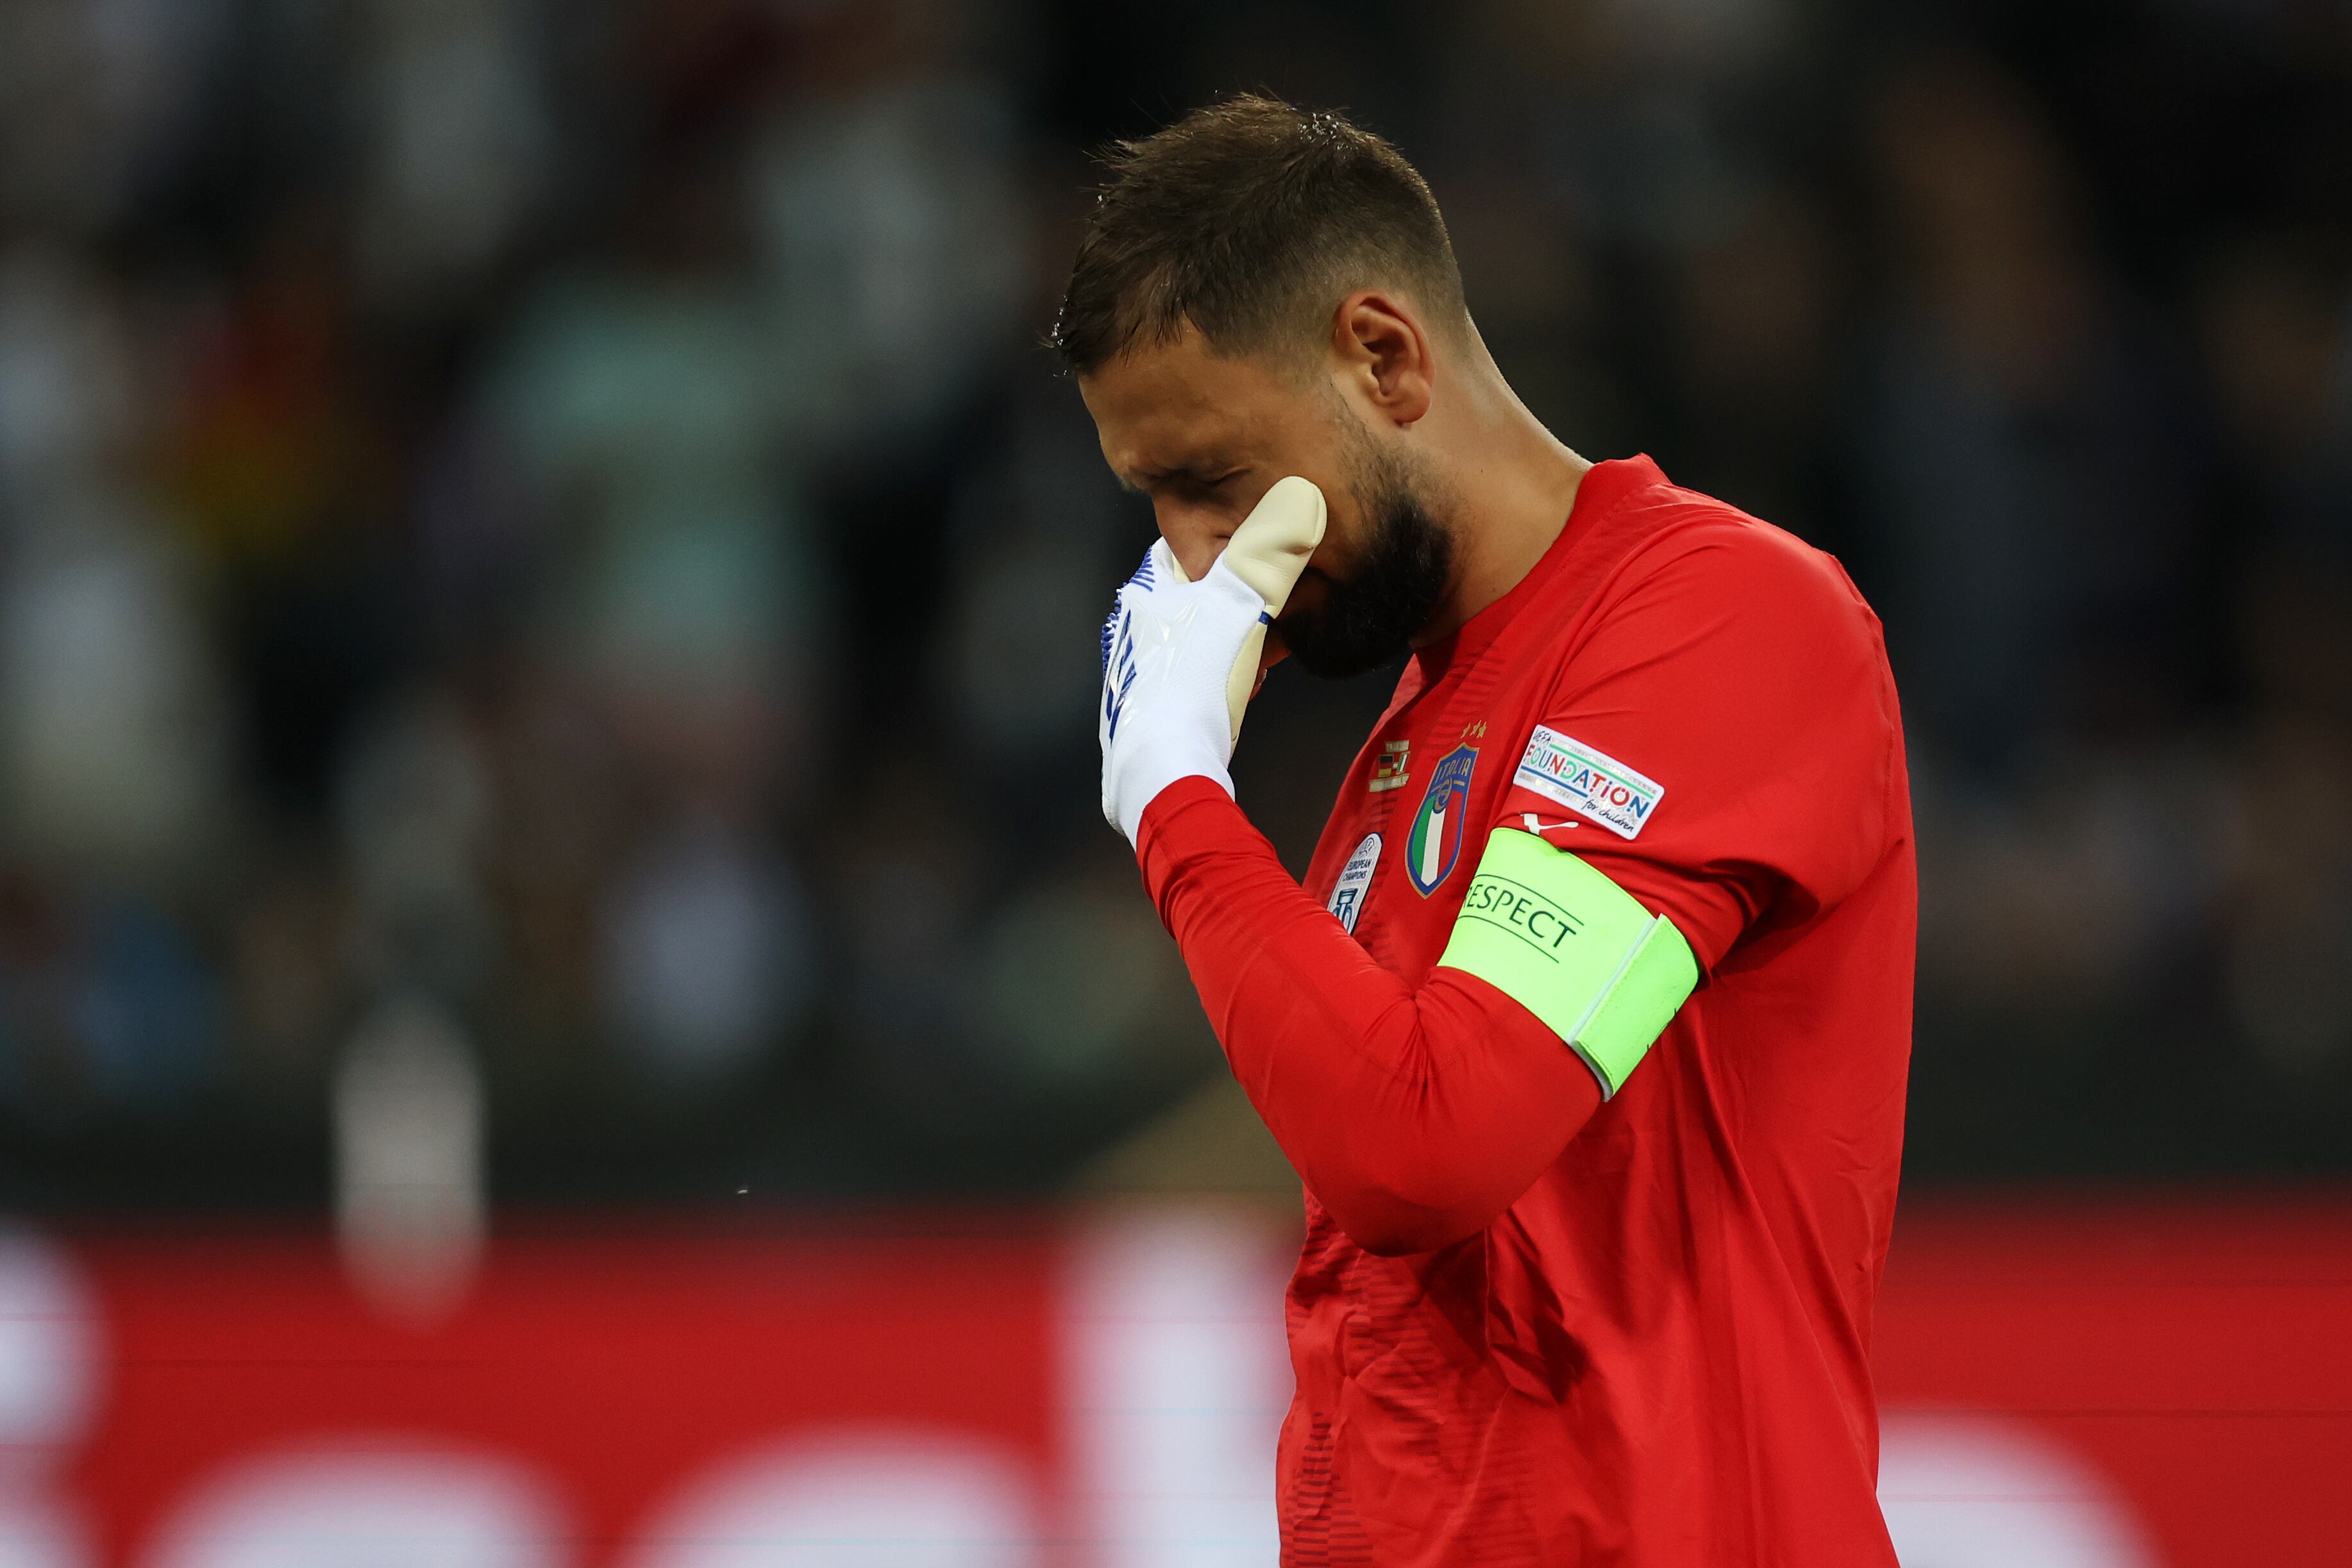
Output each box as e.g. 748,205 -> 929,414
1411,354 -> 1590,647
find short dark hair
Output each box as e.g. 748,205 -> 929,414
1052,94 -> 1466,375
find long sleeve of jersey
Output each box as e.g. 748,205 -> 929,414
1136,776 -> 1602,1256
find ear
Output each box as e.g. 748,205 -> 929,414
1330,290 -> 1436,427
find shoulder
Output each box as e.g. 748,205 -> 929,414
1615,487 -> 1873,622
1534,485 -> 1898,756
1586,486 -> 1885,670
1517,480 -> 1906,910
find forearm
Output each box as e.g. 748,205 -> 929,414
1137,778 -> 1600,1254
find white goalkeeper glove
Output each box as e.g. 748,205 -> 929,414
1098,476 -> 1327,844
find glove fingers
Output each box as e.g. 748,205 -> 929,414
1215,475 -> 1325,615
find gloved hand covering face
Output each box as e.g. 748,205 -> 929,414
1098,475 -> 1326,843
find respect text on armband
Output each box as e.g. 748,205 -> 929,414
1457,873 -> 1586,959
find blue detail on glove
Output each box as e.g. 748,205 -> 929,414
1102,615 -> 1138,742
1099,545 -> 1153,744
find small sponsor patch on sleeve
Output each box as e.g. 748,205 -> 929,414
1513,726 -> 1664,840
1368,740 -> 1411,793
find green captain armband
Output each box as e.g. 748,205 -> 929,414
1435,828 -> 1700,1097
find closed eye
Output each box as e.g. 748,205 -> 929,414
1136,465 -> 1245,497
1175,470 -> 1246,503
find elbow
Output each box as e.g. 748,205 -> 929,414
1316,1179 -> 1502,1258
1294,1112 -> 1525,1256
1348,1219 -> 1482,1258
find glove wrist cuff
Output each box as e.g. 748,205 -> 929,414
1134,775 -> 1250,908
1112,751 -> 1232,845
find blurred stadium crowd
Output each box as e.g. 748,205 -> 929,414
0,0 -> 2347,1206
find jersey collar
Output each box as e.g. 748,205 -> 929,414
1411,453 -> 1667,679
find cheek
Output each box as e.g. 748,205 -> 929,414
1298,458 -> 1367,553
1305,499 -> 1363,580
1281,571 -> 1334,621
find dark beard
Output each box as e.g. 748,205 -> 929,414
1278,449 -> 1454,680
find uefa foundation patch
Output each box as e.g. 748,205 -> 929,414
1513,726 -> 1663,840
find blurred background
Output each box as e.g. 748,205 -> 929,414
0,1 -> 2346,1564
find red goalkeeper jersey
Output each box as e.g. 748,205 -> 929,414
1136,455 -> 1913,1565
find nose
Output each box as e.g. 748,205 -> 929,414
1175,534 -> 1232,581
1152,504 -> 1232,582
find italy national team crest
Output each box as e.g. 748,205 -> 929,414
1406,744 -> 1478,895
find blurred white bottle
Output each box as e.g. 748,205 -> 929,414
0,1228 -> 97,1567
333,997 -> 486,1325
1064,1212 -> 1291,1568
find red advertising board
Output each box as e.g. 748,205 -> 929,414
1872,1199 -> 2352,1568
0,1200 -> 2337,1565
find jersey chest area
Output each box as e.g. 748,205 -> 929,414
1308,673 -> 1541,976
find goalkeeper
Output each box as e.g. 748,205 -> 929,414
1070,97 -> 1913,1566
